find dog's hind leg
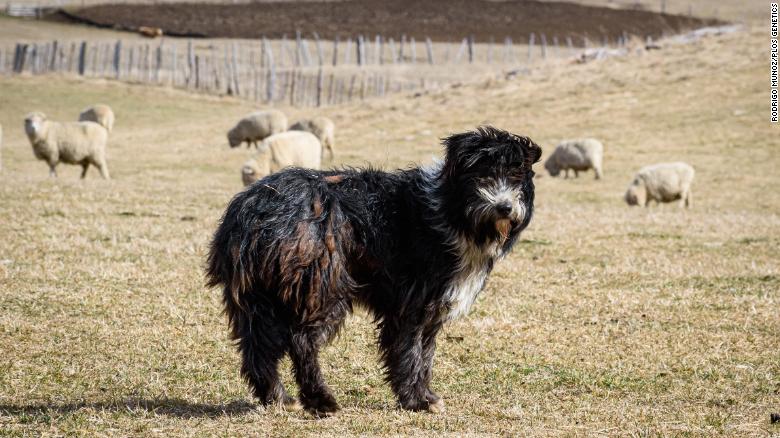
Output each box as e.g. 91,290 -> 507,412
232,302 -> 297,410
379,317 -> 444,413
289,304 -> 348,417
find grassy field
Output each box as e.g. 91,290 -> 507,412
0,25 -> 778,436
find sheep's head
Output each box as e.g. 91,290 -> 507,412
543,156 -> 560,177
227,127 -> 243,148
241,158 -> 269,187
24,112 -> 47,137
289,120 -> 307,131
624,177 -> 646,206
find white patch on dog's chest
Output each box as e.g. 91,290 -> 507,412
445,266 -> 489,320
444,239 -> 498,321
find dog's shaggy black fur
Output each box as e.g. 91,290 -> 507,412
206,126 -> 542,416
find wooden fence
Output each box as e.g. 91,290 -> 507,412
0,33 -> 630,106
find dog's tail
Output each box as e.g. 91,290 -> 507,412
206,173 -> 359,323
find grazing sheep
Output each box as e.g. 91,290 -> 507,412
624,162 -> 695,208
240,131 -> 321,186
79,104 -> 115,133
24,112 -> 110,179
228,110 -> 288,149
289,116 -> 336,159
544,138 -> 604,180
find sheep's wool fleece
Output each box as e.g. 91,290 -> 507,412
260,131 -> 322,173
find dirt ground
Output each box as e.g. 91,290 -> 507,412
54,0 -> 720,42
0,21 -> 777,435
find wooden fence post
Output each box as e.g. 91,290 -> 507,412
467,35 -> 474,63
67,42 -> 75,73
425,37 -> 434,64
314,32 -> 324,65
12,44 -> 21,73
280,35 -> 289,67
316,66 -> 323,107
487,37 -> 493,64
171,43 -> 178,85
265,39 -> 276,102
540,33 -> 547,59
49,40 -> 58,72
145,44 -> 152,83
301,38 -> 313,66
375,34 -> 382,64
410,37 -> 416,64
344,38 -> 352,65
127,45 -> 134,78
231,42 -> 240,95
101,43 -> 110,76
454,38 -> 467,63
113,40 -> 122,79
348,74 -> 356,101
187,40 -> 194,85
388,38 -> 396,64
356,35 -> 363,66
527,33 -> 535,63
77,41 -> 87,75
399,34 -> 406,63
295,31 -> 302,66
155,42 -> 163,83
30,44 -> 38,74
332,36 -> 339,66
87,43 -> 96,76
289,69 -> 297,105
194,54 -> 200,89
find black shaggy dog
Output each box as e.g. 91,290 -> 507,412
206,126 -> 542,416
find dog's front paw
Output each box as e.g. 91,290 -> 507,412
399,396 -> 444,413
427,398 -> 445,414
301,392 -> 340,417
282,397 -> 303,412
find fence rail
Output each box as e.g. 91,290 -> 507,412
0,33 -> 631,106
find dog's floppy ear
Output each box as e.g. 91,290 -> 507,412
441,130 -> 481,177
523,138 -> 542,165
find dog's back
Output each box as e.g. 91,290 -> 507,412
207,167 -> 405,323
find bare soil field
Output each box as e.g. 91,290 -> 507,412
54,0 -> 719,42
0,25 -> 778,436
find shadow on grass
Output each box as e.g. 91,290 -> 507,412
0,398 -> 256,419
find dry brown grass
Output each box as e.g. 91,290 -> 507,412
0,26 -> 778,436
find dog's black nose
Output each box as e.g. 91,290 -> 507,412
496,201 -> 512,216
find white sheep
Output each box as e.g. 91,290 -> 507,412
24,112 -> 110,179
228,110 -> 288,149
544,138 -> 604,179
624,162 -> 695,208
289,116 -> 336,159
79,104 -> 115,133
241,131 -> 322,186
